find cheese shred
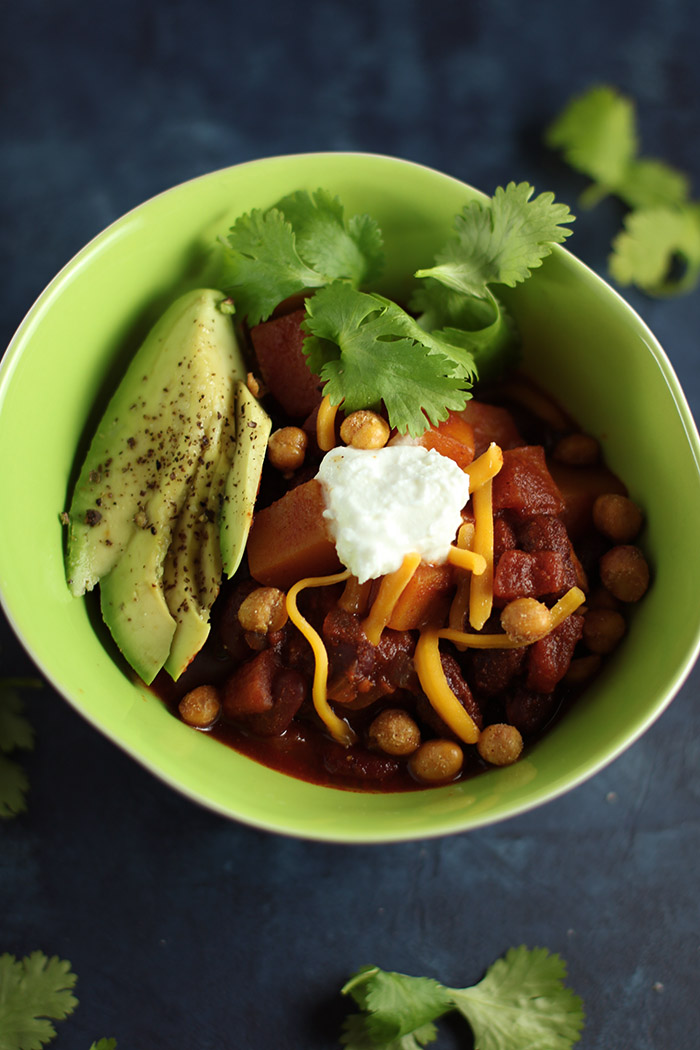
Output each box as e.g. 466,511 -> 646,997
469,478 -> 495,630
467,442 -> 503,492
316,395 -> 340,452
416,586 -> 586,743
414,629 -> 481,744
447,545 -> 487,575
285,568 -> 356,746
362,551 -> 421,645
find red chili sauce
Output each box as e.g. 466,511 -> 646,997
152,310 -> 649,792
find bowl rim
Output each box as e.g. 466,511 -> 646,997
2,150 -> 700,843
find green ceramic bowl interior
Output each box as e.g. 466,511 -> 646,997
2,153 -> 700,842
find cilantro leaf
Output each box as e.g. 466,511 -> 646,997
303,283 -> 472,436
221,208 -> 325,325
618,158 -> 691,211
411,280 -> 519,382
222,190 -> 384,324
0,758 -> 30,820
545,85 -> 638,199
341,1011 -> 439,1050
0,680 -> 39,819
341,966 -> 451,1045
546,85 -> 691,213
449,946 -> 584,1050
275,189 -> 384,287
339,948 -> 584,1050
415,183 -> 574,299
88,1041 -> 117,1050
0,952 -> 78,1050
609,204 -> 700,296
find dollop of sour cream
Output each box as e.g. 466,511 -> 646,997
315,445 -> 471,583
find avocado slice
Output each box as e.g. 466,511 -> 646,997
67,288 -> 247,683
161,431 -> 231,681
220,380 -> 272,580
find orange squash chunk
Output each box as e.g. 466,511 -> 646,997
246,480 -> 341,589
387,563 -> 454,631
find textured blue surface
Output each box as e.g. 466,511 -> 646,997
2,1 -> 700,1046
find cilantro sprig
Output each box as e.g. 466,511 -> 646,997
0,952 -> 78,1050
0,951 -> 116,1050
546,84 -> 700,296
340,946 -> 584,1050
221,182 -> 574,435
220,189 -> 384,325
0,679 -> 40,819
303,283 -> 476,437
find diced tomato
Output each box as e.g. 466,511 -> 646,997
249,309 -> 321,419
492,446 -> 565,518
417,413 -> 475,469
458,400 -> 524,456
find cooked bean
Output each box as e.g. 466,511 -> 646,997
599,545 -> 650,602
408,739 -> 463,784
267,426 -> 308,473
587,586 -> 620,611
237,587 -> 288,634
368,708 -> 421,756
500,597 -> 552,644
593,493 -> 644,543
477,723 -> 523,766
178,685 -> 221,728
564,653 -> 603,685
583,607 -> 627,654
340,410 -> 390,450
552,432 -> 600,466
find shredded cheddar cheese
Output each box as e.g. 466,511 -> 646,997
362,552 -> 421,645
414,629 -> 481,744
467,442 -> 503,492
469,478 -> 495,631
416,586 -> 586,743
316,394 -> 340,452
440,586 -> 586,649
446,545 -> 487,575
448,522 -> 476,643
285,568 -> 356,746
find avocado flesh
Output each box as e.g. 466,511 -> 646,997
67,288 -> 247,684
220,380 -> 272,580
161,429 -> 232,681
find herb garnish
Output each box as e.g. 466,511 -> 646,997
340,946 -> 584,1050
0,679 -> 40,819
0,951 -> 115,1050
546,84 -> 700,296
222,183 -> 574,435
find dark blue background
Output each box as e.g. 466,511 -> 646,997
2,2 -> 699,1047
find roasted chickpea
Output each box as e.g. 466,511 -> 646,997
477,724 -> 523,766
267,427 -> 307,473
500,598 -> 552,644
587,586 -> 620,612
408,739 -> 464,784
583,607 -> 627,654
368,709 -> 421,756
599,545 -> 650,602
593,493 -> 644,543
237,586 -> 288,634
552,432 -> 600,466
564,653 -> 603,685
340,410 -> 390,450
178,685 -> 221,728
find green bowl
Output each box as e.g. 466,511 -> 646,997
2,153 -> 699,842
